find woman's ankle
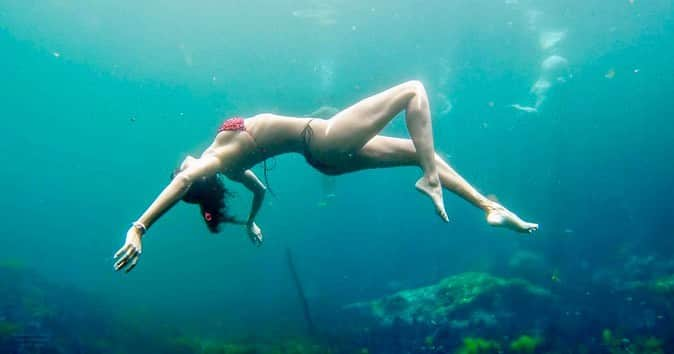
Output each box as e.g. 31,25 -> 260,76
482,200 -> 502,213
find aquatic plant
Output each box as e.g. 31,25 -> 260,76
602,328 -> 629,354
422,335 -> 447,353
0,258 -> 25,270
639,336 -> 664,354
169,336 -> 202,354
425,335 -> 435,346
509,335 -> 541,353
651,274 -> 674,294
602,329 -> 613,345
196,337 -> 336,354
601,329 -> 664,354
201,344 -> 227,354
0,263 -> 345,354
455,337 -> 500,354
0,320 -> 21,339
276,338 -> 332,354
190,342 -> 260,354
220,344 -> 258,354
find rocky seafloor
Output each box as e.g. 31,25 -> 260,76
0,263 -> 335,354
335,250 -> 674,354
2,249 -> 674,354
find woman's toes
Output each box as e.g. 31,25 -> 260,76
439,208 -> 449,223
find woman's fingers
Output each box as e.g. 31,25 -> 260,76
120,246 -> 136,263
114,244 -> 130,259
125,256 -> 139,273
254,233 -> 263,246
114,246 -> 138,271
113,245 -> 130,270
114,254 -> 130,271
246,224 -> 263,247
114,258 -> 127,271
115,252 -> 136,271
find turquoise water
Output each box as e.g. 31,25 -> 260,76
2,0 -> 674,353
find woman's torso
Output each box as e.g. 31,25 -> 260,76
201,114 -> 324,177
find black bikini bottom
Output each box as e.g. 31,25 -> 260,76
301,120 -> 342,176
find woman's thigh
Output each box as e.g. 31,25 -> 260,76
347,135 -> 419,171
319,81 -> 420,152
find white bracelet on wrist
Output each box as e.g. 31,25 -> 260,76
132,221 -> 147,234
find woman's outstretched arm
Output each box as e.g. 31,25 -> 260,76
136,155 -> 222,230
114,155 -> 222,273
233,169 -> 267,246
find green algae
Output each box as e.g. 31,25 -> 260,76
167,336 -> 334,354
509,335 -> 542,353
455,337 -> 500,354
0,320 -> 21,339
651,274 -> 674,294
602,329 -> 664,354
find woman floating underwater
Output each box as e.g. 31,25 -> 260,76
114,81 -> 538,273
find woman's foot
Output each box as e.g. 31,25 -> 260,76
485,203 -> 538,234
415,175 -> 449,222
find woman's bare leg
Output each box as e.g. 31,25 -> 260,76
320,81 -> 447,221
352,136 -> 538,233
434,155 -> 538,233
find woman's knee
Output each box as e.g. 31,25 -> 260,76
403,80 -> 427,96
402,80 -> 428,110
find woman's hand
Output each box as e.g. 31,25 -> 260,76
247,222 -> 263,247
114,226 -> 143,273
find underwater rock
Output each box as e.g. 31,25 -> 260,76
341,274 -> 555,354
345,272 -> 552,330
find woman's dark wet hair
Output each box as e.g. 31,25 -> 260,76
171,170 -> 240,233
